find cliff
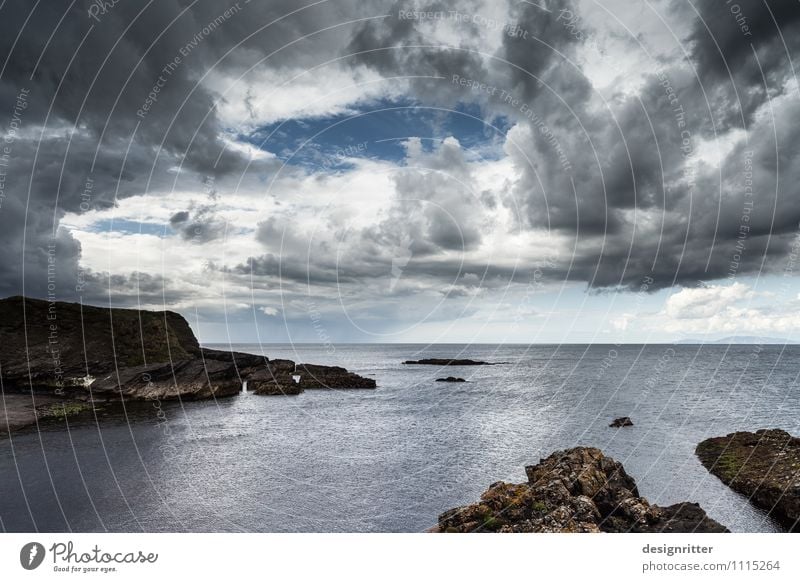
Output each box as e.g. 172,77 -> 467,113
0,296 -> 375,403
0,296 -> 200,389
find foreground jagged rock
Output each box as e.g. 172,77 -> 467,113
0,296 -> 375,423
696,429 -> 800,531
436,447 -> 728,533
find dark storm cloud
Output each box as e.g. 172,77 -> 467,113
501,0 -> 586,103
0,0 -> 370,302
232,253 -> 344,287
498,0 -> 647,236
169,210 -> 190,224
340,0 -> 800,291
236,240 -> 530,297
0,134 -> 177,298
498,0 -> 800,289
558,89 -> 800,290
177,217 -> 227,243
687,0 -> 800,130
3,0 -> 800,314
507,65 -> 697,238
77,271 -> 186,308
172,201 -> 227,243
347,0 -> 489,106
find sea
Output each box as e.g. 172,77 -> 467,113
1,343 -> 798,533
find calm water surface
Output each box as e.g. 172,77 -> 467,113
2,344 -> 798,532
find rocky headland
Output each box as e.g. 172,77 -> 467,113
696,429 -> 800,531
0,296 -> 375,434
435,447 -> 728,533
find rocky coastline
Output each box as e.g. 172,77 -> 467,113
0,296 -> 375,434
4,295 -> 797,534
696,429 -> 800,531
435,447 -> 728,533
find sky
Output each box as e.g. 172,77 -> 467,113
1,0 -> 799,344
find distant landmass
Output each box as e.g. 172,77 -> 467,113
675,336 -> 798,345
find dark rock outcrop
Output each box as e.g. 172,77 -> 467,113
88,357 -> 245,400
403,358 -> 491,366
436,447 -> 728,533
0,296 -> 375,407
610,416 -> 634,427
296,364 -> 377,389
696,429 -> 800,531
246,362 -> 376,395
436,377 -> 466,382
249,380 -> 303,396
247,359 -> 302,395
0,295 -> 201,393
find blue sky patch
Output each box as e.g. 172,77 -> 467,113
242,98 -> 510,171
87,219 -> 172,236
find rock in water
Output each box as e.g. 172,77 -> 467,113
436,447 -> 728,533
247,362 -> 376,394
696,429 -> 800,531
435,377 -> 466,382
610,416 -> 634,427
247,359 -> 303,395
403,358 -> 491,366
295,364 -> 377,389
0,296 -> 374,405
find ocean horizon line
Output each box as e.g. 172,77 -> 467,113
200,340 -> 800,346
